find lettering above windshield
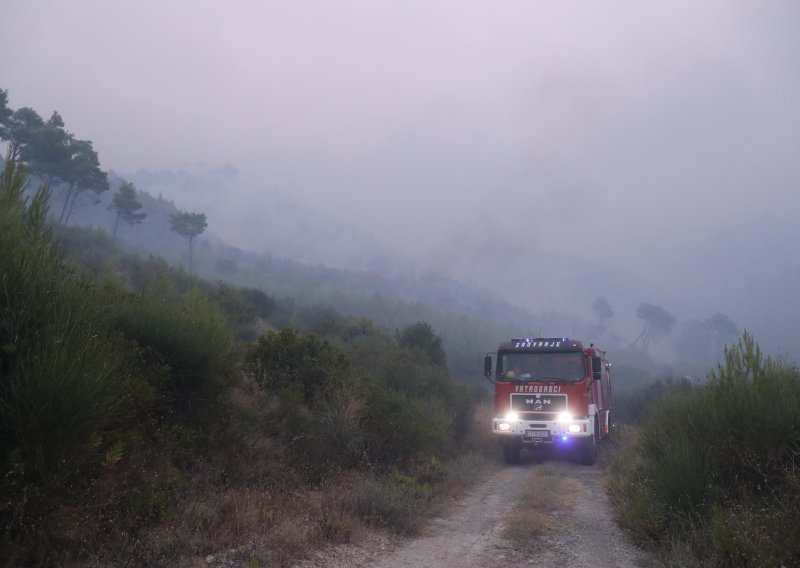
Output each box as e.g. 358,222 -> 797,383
514,384 -> 562,393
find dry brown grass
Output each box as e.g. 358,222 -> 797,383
5,385 -> 499,567
502,463 -> 584,554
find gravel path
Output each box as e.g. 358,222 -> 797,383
294,449 -> 647,568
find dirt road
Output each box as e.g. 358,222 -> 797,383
294,450 -> 647,568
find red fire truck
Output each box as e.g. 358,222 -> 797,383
484,338 -> 612,465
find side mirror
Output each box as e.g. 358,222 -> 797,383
592,356 -> 602,381
484,355 -> 493,378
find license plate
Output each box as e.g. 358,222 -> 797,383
524,430 -> 549,439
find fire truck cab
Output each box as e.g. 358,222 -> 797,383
484,337 -> 612,465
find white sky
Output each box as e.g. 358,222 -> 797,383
3,0 -> 800,326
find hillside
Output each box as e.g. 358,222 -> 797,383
24,162 -> 619,380
124,164 -> 398,271
0,156 -> 493,566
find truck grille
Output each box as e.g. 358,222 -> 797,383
520,412 -> 558,421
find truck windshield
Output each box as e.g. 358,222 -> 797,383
497,352 -> 584,381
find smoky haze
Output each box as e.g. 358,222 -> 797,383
3,1 -> 800,357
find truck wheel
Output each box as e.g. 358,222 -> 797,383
503,440 -> 521,464
580,432 -> 597,466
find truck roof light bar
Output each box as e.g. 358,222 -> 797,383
510,337 -> 570,342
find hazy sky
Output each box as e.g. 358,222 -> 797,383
3,1 -> 800,325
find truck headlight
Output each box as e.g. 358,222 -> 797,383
568,424 -> 582,433
557,411 -> 572,423
505,411 -> 519,421
497,422 -> 511,431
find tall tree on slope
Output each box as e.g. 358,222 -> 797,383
109,181 -> 146,239
632,303 -> 676,354
592,295 -> 614,328
170,211 -> 207,276
59,137 -> 109,223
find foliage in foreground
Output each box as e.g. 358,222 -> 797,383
0,157 -> 146,487
0,155 -> 485,566
244,322 -> 477,479
109,286 -> 239,417
610,333 -> 800,567
0,157 -> 237,562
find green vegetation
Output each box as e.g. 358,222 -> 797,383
0,91 -> 108,225
109,286 -> 239,418
243,320 -> 478,480
170,210 -> 208,275
609,333 -> 800,566
0,155 -> 488,566
0,157 -> 144,485
397,320 -> 448,368
109,180 -> 146,238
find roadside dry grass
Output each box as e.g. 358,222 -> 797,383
31,396 -> 500,567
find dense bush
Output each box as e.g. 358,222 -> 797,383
610,333 -> 800,566
244,329 -> 361,477
367,350 -> 472,442
360,385 -> 453,463
50,222 -> 121,276
245,328 -> 350,405
0,159 -> 147,486
0,156 -> 484,565
109,286 -> 238,418
345,322 -> 474,459
397,321 -> 448,368
50,226 -> 278,344
207,283 -> 275,340
245,321 -> 475,474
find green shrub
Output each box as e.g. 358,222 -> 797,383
360,385 -> 452,463
256,383 -> 367,480
246,321 -> 476,470
397,321 -> 447,368
50,222 -> 120,276
374,355 -> 473,442
238,287 -> 276,320
295,305 -> 347,338
207,283 -> 275,340
342,320 -> 474,443
0,158 -> 145,485
637,393 -> 713,510
121,254 -> 190,302
345,327 -> 474,448
109,286 -> 238,417
611,333 -> 800,565
245,328 -> 350,405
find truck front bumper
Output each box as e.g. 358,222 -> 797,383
491,415 -> 593,443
